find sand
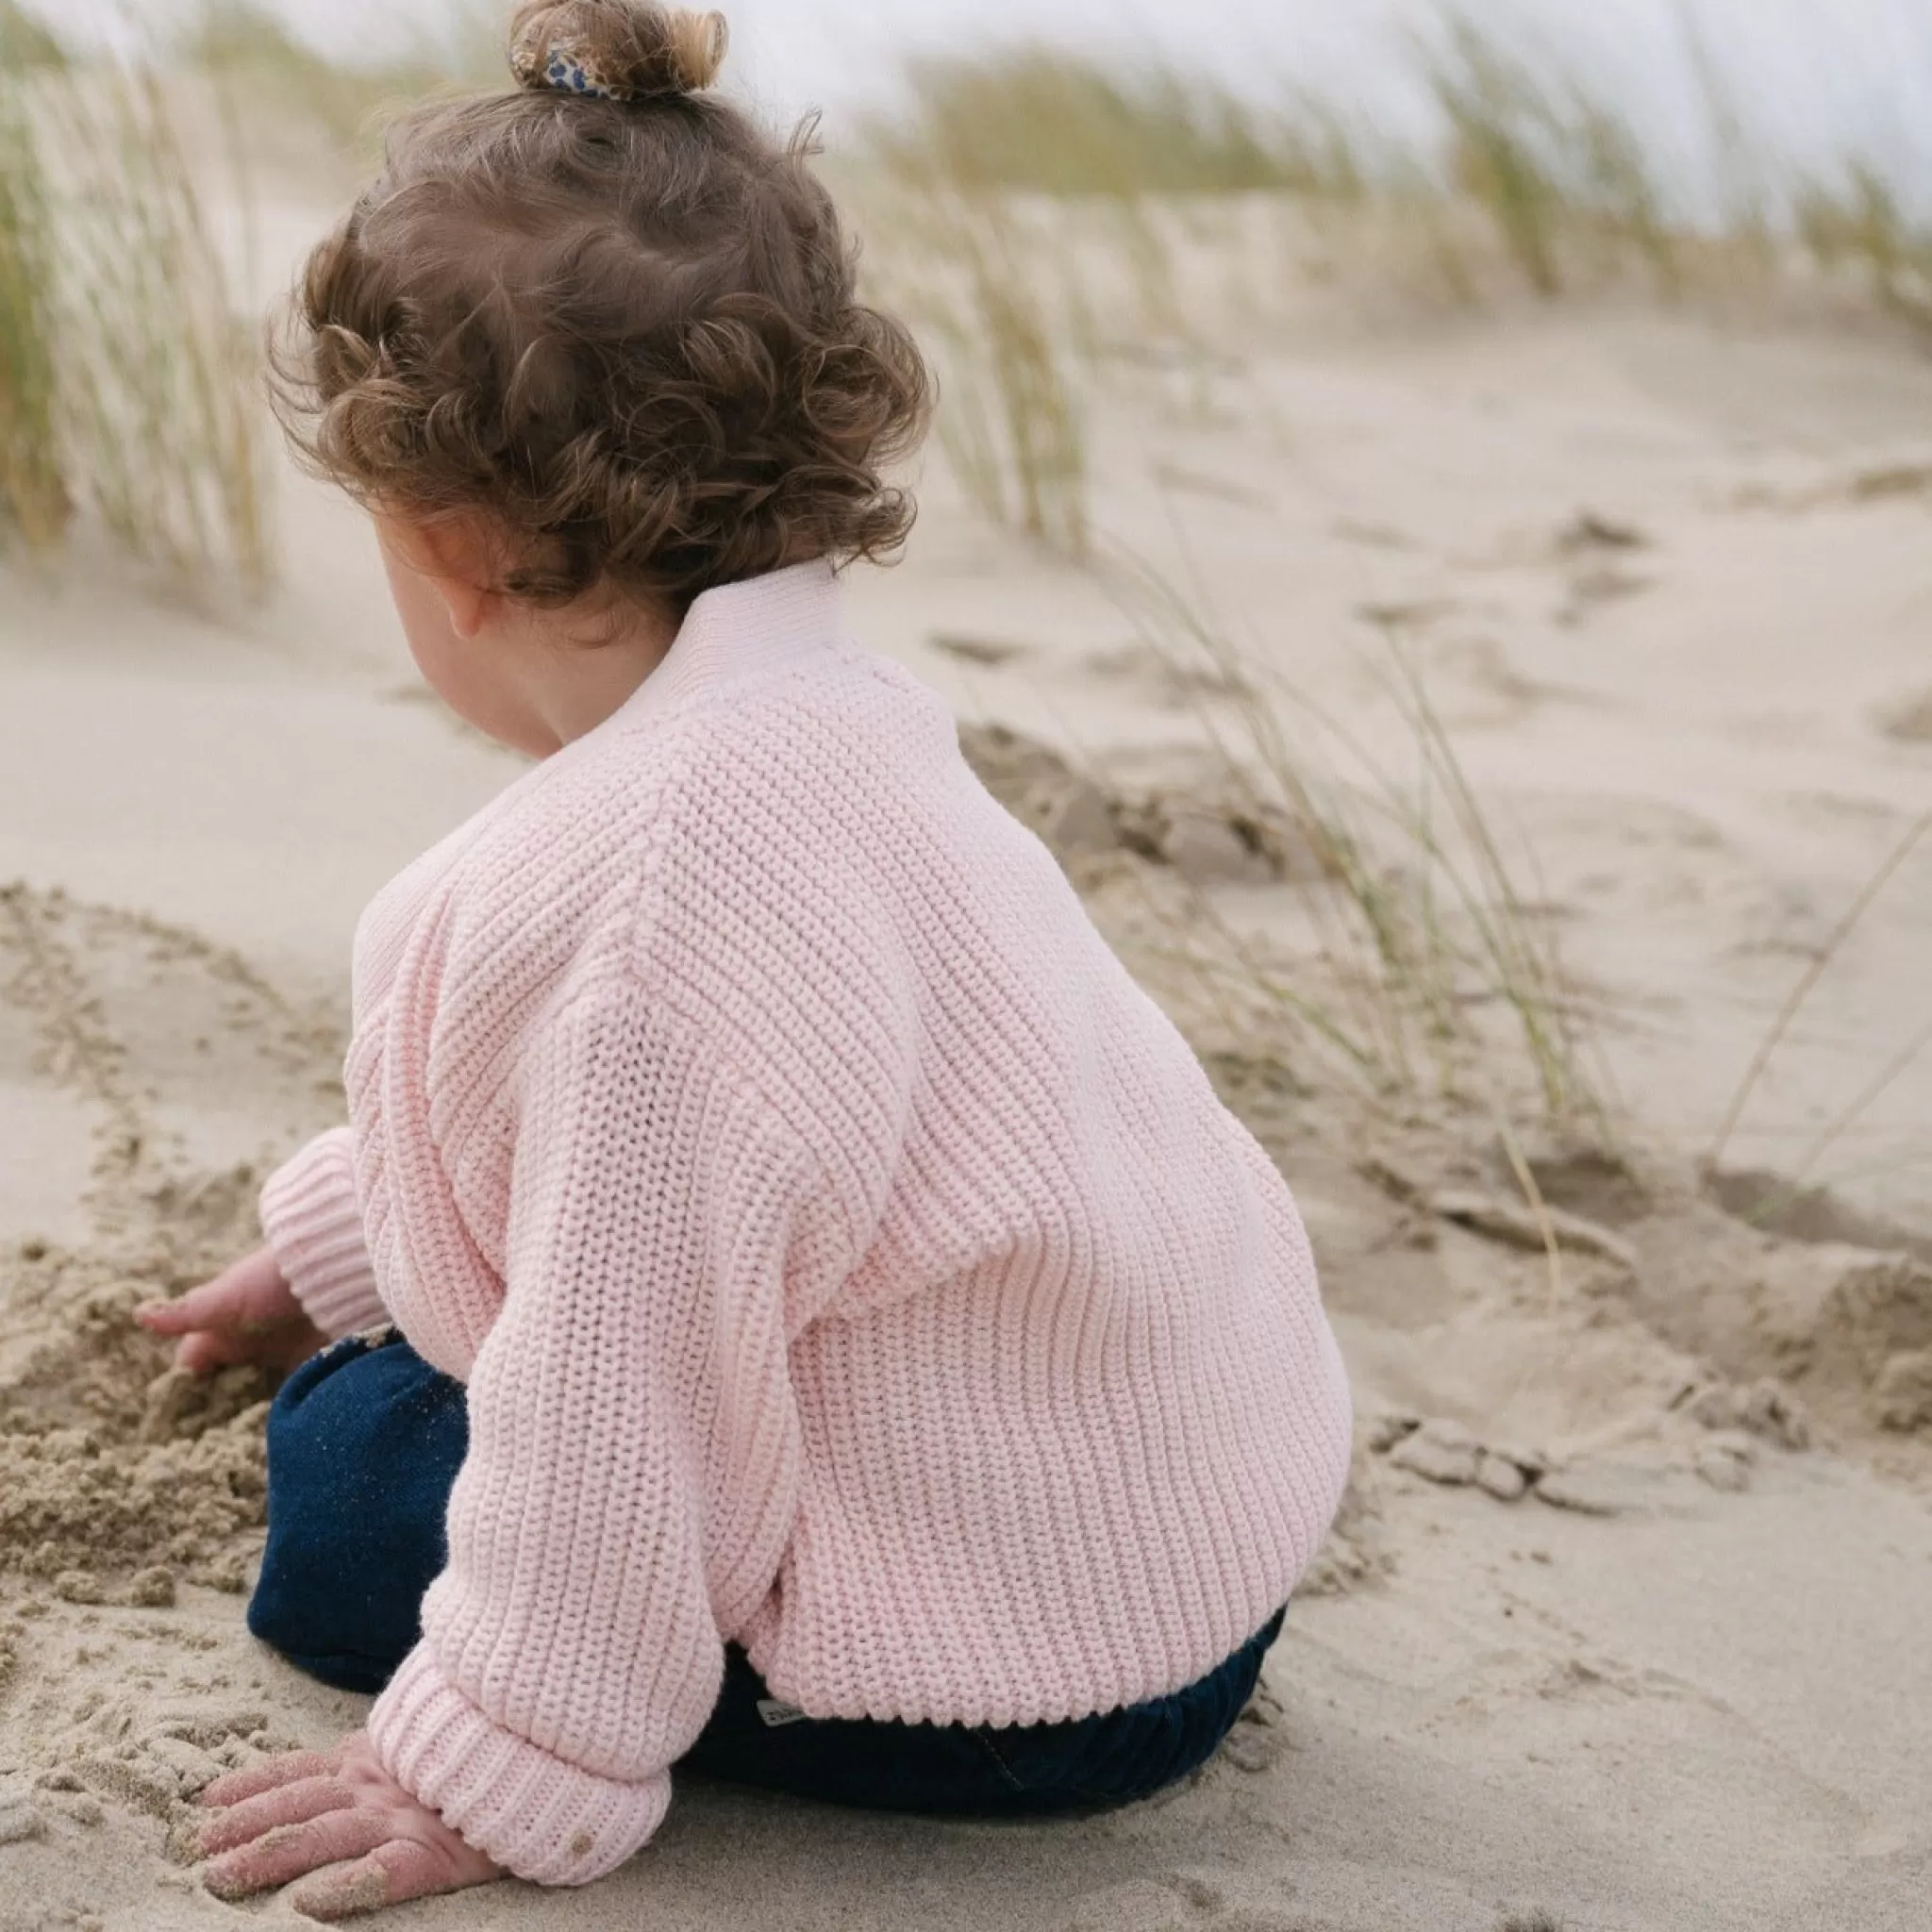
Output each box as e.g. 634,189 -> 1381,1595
3,151 -> 1932,1931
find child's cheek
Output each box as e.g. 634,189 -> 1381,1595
378,538 -> 525,748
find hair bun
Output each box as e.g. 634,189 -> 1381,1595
509,2 -> 728,104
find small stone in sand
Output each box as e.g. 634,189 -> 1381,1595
1389,1419 -> 1480,1487
1476,1454 -> 1529,1503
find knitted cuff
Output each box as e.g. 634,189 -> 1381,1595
369,1647 -> 672,1887
258,1128 -> 388,1340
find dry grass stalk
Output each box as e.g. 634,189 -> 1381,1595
0,5 -> 67,550
1422,14 -> 1567,297
1707,810 -> 1932,1174
862,180 -> 1091,558
874,49 -> 1315,200
0,23 -> 272,590
1099,547 -> 1605,1126
1788,1013 -> 1932,1192
182,2 -> 420,154
858,12 -> 1932,342
1418,9 -> 1689,302
56,67 -> 273,589
1796,160 -> 1932,335
178,2 -> 505,156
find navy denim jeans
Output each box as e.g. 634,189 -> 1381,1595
250,1331 -> 1286,1816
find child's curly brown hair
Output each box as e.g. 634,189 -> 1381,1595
272,0 -> 932,611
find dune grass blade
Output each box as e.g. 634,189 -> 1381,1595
1795,159 -> 1932,337
0,25 -> 273,591
1786,1012 -> 1932,1195
1495,1113 -> 1565,1304
1099,548 -> 1414,1088
0,46 -> 66,551
178,1 -> 441,156
1019,658 -> 1389,1091
0,0 -> 61,70
1422,13 -> 1566,296
1094,541 -> 1601,1124
866,184 -> 1090,559
1376,638 -> 1589,1119
1707,810 -> 1932,1174
1679,6 -> 1772,264
1569,89 -> 1679,296
51,65 -> 274,590
877,48 -> 1312,199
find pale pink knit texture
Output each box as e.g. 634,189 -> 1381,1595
258,559 -> 1354,1888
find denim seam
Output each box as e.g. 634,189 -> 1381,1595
971,1726 -> 1136,1808
968,1725 -> 1031,1796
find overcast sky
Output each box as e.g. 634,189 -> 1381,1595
48,0 -> 1932,203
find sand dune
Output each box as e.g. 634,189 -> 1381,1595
2,150 -> 1930,1932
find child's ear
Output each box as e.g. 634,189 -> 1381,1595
390,516 -> 499,641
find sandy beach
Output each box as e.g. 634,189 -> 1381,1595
3,77 -> 1931,1932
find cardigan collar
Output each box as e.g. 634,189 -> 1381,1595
622,558 -> 847,724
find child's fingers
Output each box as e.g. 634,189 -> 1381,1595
138,1276 -> 248,1337
140,1251 -> 291,1338
198,1775 -> 357,1857
176,1330 -> 247,1377
134,1295 -> 206,1336
201,1750 -> 341,1808
203,1810 -> 391,1902
289,1841 -> 449,1921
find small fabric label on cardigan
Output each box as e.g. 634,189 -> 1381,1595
757,1698 -> 809,1727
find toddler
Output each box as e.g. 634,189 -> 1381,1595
136,1 -> 1353,1916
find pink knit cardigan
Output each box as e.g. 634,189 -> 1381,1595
258,560 -> 1353,1887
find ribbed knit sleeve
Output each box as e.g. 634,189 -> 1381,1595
257,1127 -> 387,1340
365,980 -> 813,1888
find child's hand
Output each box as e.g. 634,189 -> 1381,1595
196,1732 -> 503,1919
136,1246 -> 328,1376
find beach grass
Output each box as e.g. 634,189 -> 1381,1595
178,0 -> 509,159
0,18 -> 273,589
1099,547 -> 1608,1125
0,8 -> 68,552
1708,811 -> 1932,1194
859,8 -> 1930,320
1796,160 -> 1932,335
874,48 -> 1331,200
180,2 -> 434,156
891,192 -> 1090,558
